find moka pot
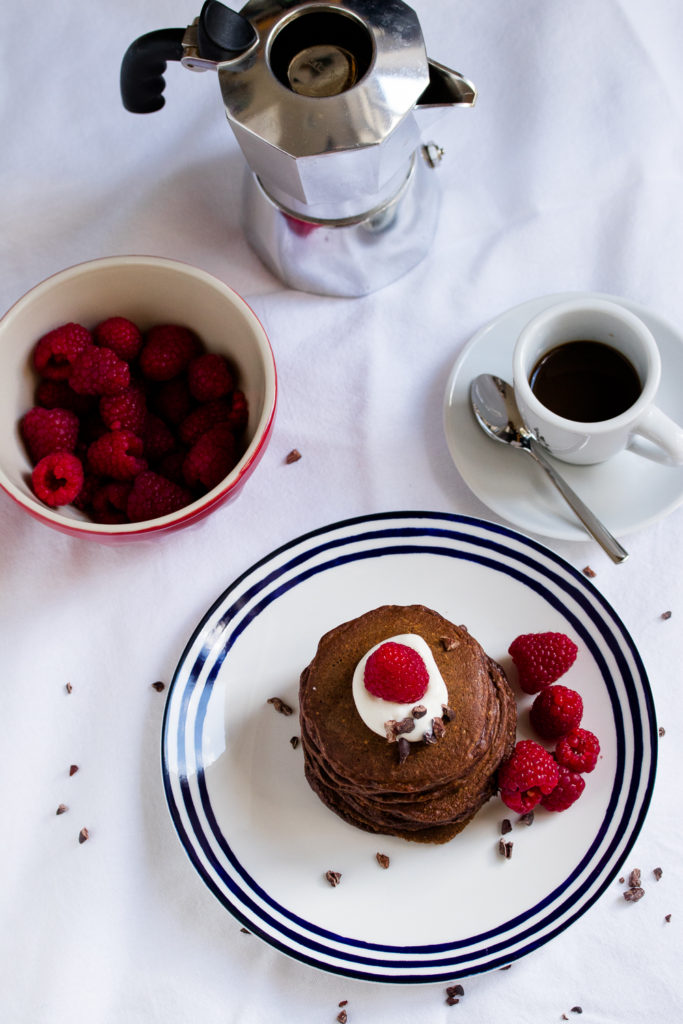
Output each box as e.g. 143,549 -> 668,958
121,0 -> 476,297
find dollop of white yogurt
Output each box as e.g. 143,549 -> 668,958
352,634 -> 449,742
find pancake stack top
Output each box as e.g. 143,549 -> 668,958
299,604 -> 517,844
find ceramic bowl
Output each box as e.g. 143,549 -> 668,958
0,255 -> 277,540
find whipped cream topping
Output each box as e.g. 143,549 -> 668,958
352,634 -> 449,742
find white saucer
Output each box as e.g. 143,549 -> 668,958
443,291 -> 683,541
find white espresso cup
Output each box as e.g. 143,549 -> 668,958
512,297 -> 683,465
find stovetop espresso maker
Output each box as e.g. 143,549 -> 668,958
121,0 -> 475,296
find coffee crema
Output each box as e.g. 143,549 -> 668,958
529,339 -> 642,423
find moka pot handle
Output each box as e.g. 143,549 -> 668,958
120,28 -> 186,113
120,3 -> 258,114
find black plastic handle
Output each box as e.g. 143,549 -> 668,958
120,4 -> 258,115
120,28 -> 186,113
198,1 -> 257,61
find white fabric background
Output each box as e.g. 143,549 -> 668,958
1,1 -> 682,1020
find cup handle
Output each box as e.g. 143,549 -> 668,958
630,405 -> 683,465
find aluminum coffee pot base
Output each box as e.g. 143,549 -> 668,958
242,150 -> 440,298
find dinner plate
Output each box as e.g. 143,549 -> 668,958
161,512 -> 657,982
443,291 -> 683,541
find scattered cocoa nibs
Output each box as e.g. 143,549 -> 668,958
665,914 -> 672,923
658,726 -> 666,737
376,852 -> 390,869
571,1008 -> 583,1015
445,996 -> 460,1006
501,818 -> 513,835
78,827 -> 90,844
441,705 -> 457,722
267,696 -> 293,716
623,886 -> 645,902
498,838 -> 513,859
395,717 -> 416,736
519,810 -> 535,826
412,704 -> 427,719
431,717 -> 446,740
56,804 -> 68,815
65,682 -> 73,694
661,610 -> 672,620
653,867 -> 663,881
151,680 -> 165,692
325,870 -> 342,887
446,984 -> 464,999
240,927 -> 250,934
397,737 -> 411,764
423,731 -> 437,745
440,636 -> 459,651
628,868 -> 641,888
69,764 -> 79,777
499,964 -> 512,971
384,717 -> 415,742
336,1011 -> 347,1024
285,448 -> 302,464
618,877 -> 625,885
338,1000 -> 348,1007
582,566 -> 596,578
290,736 -> 300,749
562,1015 -> 569,1020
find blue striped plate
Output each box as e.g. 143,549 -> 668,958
161,512 -> 657,982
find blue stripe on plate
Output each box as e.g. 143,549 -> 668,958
161,513 -> 656,981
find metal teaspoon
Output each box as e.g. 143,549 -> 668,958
469,374 -> 628,563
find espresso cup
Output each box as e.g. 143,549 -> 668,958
512,297 -> 683,465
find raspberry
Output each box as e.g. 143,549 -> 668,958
182,422 -> 236,490
20,406 -> 79,463
142,413 -> 176,462
178,398 -> 232,445
34,379 -> 94,415
32,452 -> 84,507
540,763 -> 585,811
99,384 -> 147,434
555,728 -> 600,773
87,430 -> 147,481
155,449 -> 188,486
363,642 -> 429,703
530,684 -> 583,740
187,353 -> 235,402
72,473 -> 101,513
149,377 -> 194,425
94,317 -> 142,362
139,325 -> 202,381
91,481 -> 133,524
69,346 -> 130,396
33,323 -> 93,380
498,739 -> 559,814
508,632 -> 578,694
126,470 -> 193,522
226,389 -> 248,432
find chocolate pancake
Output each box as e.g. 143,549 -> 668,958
299,605 -> 517,844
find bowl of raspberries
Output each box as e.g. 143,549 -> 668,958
0,255 -> 277,539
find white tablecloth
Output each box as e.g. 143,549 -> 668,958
2,1 -> 682,1020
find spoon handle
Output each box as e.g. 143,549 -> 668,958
527,438 -> 629,563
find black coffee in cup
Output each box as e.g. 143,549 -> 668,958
529,340 -> 641,422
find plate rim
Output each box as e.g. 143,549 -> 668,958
160,510 -> 658,982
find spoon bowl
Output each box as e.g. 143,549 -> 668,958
469,374 -> 628,563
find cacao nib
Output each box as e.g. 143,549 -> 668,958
267,696 -> 293,716
325,870 -> 342,887
397,737 -> 411,764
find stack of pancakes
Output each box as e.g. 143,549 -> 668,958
299,605 -> 517,844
